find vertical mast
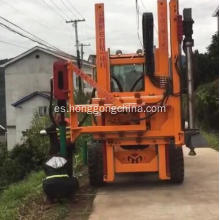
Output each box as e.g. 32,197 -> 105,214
157,0 -> 169,76
95,4 -> 109,94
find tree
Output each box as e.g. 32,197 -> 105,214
193,33 -> 219,89
193,33 -> 219,131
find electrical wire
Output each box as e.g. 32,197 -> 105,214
0,40 -> 29,49
135,0 -> 143,49
1,1 -> 77,55
67,0 -> 85,19
0,21 -> 71,57
60,0 -> 77,19
140,0 -> 147,11
41,0 -> 67,21
48,0 -> 71,20
0,15 -> 62,52
1,0 -> 50,30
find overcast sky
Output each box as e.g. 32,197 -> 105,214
0,0 -> 218,60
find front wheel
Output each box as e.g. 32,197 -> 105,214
88,142 -> 104,187
169,145 -> 184,184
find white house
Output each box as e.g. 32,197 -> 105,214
1,46 -> 95,150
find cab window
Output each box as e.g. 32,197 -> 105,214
110,64 -> 144,92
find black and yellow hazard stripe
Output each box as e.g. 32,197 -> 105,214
45,174 -> 69,180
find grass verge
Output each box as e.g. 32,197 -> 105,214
0,167 -> 96,220
0,171 -> 69,220
202,130 -> 219,151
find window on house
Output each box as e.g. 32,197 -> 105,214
38,106 -> 48,116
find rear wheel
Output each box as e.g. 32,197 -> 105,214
169,144 -> 184,184
88,142 -> 104,187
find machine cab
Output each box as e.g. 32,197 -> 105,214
110,51 -> 145,93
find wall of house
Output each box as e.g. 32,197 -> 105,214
5,51 -> 58,128
7,127 -> 16,150
0,67 -> 6,144
5,51 -> 55,150
0,59 -> 10,144
5,49 -> 94,150
14,96 -> 49,149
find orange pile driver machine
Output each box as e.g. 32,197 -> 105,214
50,0 -> 199,187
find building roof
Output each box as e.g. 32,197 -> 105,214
0,46 -> 94,68
11,91 -> 50,107
0,59 -> 12,66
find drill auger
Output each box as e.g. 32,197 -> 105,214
42,61 -> 78,201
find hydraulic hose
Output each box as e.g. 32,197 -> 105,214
130,75 -> 144,92
111,75 -> 123,92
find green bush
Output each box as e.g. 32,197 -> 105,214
0,142 -> 7,167
0,158 -> 26,186
0,90 -> 94,187
22,113 -> 50,166
195,80 -> 219,130
0,171 -> 45,220
0,114 -> 50,187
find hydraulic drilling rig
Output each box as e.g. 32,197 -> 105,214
42,0 -> 203,198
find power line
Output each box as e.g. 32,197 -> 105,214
48,0 -> 71,20
60,0 -> 77,19
0,20 -> 71,57
137,0 -> 158,36
67,0 -> 85,19
0,15 -> 61,52
135,0 -> 143,48
140,0 -> 147,11
41,0 -> 67,21
1,0 -> 50,30
0,40 -> 30,49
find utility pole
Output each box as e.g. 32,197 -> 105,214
80,43 -> 91,62
66,19 -> 85,93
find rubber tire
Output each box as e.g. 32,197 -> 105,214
169,145 -> 184,184
88,142 -> 104,187
66,143 -> 74,178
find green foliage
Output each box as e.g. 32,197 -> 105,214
22,113 -> 51,166
0,170 -> 69,220
74,91 -> 93,167
191,33 -> 219,132
75,134 -> 92,169
0,156 -> 28,187
193,33 -> 219,89
207,33 -> 219,76
0,114 -> 50,187
0,142 -> 7,167
195,80 -> 219,130
202,131 -> 219,151
74,90 -> 90,105
0,171 -> 44,220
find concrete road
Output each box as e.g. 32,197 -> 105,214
89,148 -> 219,220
